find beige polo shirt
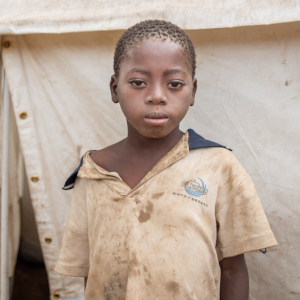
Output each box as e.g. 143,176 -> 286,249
55,131 -> 277,299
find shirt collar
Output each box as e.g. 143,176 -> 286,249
63,129 -> 231,190
187,129 -> 230,150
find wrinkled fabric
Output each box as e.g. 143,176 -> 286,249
0,102 -> 21,277
0,60 -> 20,278
2,22 -> 300,299
0,0 -> 300,34
55,132 -> 276,300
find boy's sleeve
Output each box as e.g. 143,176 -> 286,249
55,177 -> 90,277
215,153 -> 277,261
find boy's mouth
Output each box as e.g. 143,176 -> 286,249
144,111 -> 169,125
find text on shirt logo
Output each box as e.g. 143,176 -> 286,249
172,192 -> 208,207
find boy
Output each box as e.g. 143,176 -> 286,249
55,20 -> 277,299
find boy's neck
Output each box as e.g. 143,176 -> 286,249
90,124 -> 185,189
124,124 -> 184,155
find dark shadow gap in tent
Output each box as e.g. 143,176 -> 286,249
11,252 -> 49,300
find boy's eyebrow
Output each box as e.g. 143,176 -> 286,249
126,68 -> 188,76
127,68 -> 150,75
163,69 -> 188,76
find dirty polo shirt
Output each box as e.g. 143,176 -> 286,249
55,129 -> 277,300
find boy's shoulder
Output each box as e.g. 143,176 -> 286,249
89,140 -> 124,173
62,141 -> 124,190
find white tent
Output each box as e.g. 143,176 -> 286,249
1,1 -> 300,299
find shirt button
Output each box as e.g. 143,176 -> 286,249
53,292 -> 60,299
44,236 -> 52,244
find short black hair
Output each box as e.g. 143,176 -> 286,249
113,20 -> 196,78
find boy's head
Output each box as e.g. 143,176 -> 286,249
110,20 -> 197,139
113,20 -> 196,78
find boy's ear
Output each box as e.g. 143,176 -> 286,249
110,75 -> 119,103
190,78 -> 197,106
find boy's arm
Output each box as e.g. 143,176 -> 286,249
219,254 -> 249,300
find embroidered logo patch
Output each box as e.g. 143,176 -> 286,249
181,178 -> 208,197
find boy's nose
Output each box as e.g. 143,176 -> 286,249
145,85 -> 167,105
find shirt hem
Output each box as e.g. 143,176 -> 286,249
217,232 -> 278,261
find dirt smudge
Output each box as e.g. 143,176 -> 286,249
166,281 -> 180,294
130,252 -> 139,268
138,202 -> 154,223
146,202 -> 153,212
138,210 -> 151,223
145,279 -> 151,286
103,272 -> 124,299
152,192 -> 164,199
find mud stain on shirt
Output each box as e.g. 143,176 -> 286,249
130,252 -> 139,268
138,210 -> 151,223
166,280 -> 180,294
152,192 -> 164,199
103,272 -> 124,300
138,202 -> 154,223
145,278 -> 151,286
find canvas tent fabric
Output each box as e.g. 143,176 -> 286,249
0,87 -> 20,279
1,2 -> 300,300
1,0 -> 300,34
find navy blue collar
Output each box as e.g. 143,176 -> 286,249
63,129 -> 231,190
187,129 -> 230,150
63,155 -> 84,190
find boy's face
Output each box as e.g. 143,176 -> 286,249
110,39 -> 197,139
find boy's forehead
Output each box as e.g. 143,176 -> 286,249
128,39 -> 184,56
120,39 -> 193,75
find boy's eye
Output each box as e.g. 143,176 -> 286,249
167,81 -> 184,88
130,80 -> 146,87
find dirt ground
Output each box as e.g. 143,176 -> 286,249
11,253 -> 49,300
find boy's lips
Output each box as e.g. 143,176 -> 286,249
144,111 -> 169,125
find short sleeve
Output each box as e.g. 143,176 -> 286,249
215,153 -> 277,261
55,177 -> 90,277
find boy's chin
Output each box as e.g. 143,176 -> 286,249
138,128 -> 180,140
127,122 -> 181,140
139,131 -> 167,139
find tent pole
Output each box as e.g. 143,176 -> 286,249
1,70 -> 10,300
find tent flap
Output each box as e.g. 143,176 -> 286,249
1,0 -> 300,34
